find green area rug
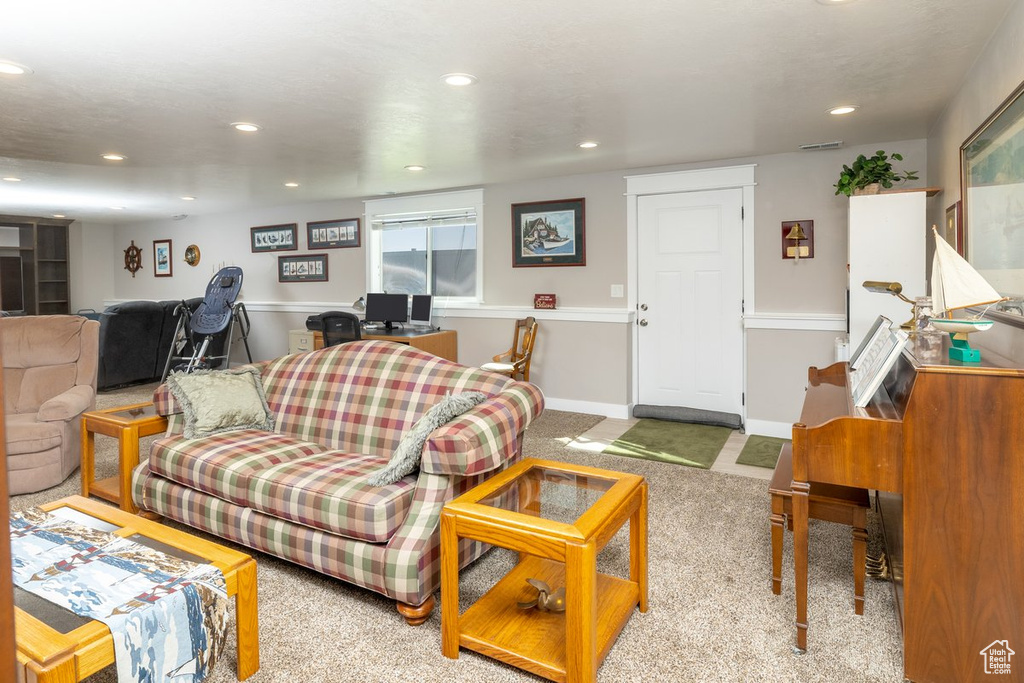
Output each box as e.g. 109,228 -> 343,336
603,419 -> 733,469
736,435 -> 789,468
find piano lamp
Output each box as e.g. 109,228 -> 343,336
862,280 -> 915,330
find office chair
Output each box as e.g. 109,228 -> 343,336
321,312 -> 362,347
481,316 -> 538,382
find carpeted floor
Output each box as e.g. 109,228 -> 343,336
602,419 -> 733,469
10,389 -> 904,682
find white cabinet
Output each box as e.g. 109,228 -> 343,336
848,192 -> 928,346
288,329 -> 314,354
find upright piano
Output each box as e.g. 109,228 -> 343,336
791,333 -> 1024,682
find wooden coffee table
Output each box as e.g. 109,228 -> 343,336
13,496 -> 259,682
81,402 -> 168,513
441,458 -> 648,682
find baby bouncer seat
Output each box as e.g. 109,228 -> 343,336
161,266 -> 253,381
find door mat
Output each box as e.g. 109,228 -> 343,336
736,435 -> 789,469
603,419 -> 733,469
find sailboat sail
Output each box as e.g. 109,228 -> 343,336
930,227 -> 1006,315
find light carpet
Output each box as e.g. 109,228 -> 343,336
10,387 -> 904,682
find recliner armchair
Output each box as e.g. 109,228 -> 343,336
2,315 -> 99,494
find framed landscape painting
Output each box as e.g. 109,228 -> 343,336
251,223 -> 298,253
511,197 -> 586,267
278,254 -> 328,282
307,218 -> 360,249
153,239 -> 172,277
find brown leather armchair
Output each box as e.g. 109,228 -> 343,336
2,315 -> 99,494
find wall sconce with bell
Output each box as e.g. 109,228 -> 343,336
781,220 -> 814,261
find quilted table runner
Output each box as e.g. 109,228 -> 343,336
10,507 -> 228,683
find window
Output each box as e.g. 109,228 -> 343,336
365,189 -> 483,302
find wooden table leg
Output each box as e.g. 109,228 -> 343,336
630,482 -> 649,612
26,652 -> 77,683
440,510 -> 460,659
80,422 -> 95,498
565,541 -> 597,683
792,480 -> 810,654
770,493 -> 785,595
234,559 -> 260,680
119,425 -> 140,513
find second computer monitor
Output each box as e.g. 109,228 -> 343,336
364,293 -> 408,331
410,294 -> 433,328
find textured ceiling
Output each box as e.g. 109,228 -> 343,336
0,0 -> 1016,223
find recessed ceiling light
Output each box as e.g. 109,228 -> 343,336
284,182 -> 299,188
181,196 -> 196,201
441,73 -> 478,86
101,153 -> 127,161
405,165 -> 425,172
578,141 -> 599,149
231,122 -> 261,132
0,61 -> 32,76
52,214 -> 65,218
110,206 -> 125,210
828,105 -> 858,115
2,177 -> 21,182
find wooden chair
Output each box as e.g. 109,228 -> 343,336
480,317 -> 538,382
769,443 -> 869,615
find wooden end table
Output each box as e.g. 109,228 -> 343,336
81,402 -> 168,513
441,458 -> 648,683
13,496 -> 259,682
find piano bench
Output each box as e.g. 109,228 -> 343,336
769,443 -> 870,615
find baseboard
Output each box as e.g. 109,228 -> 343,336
744,419 -> 792,439
543,397 -> 631,419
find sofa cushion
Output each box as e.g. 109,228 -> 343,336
149,430 -> 326,506
166,367 -> 274,438
4,414 -> 63,457
249,452 -> 416,542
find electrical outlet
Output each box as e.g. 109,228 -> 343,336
610,284 -> 624,298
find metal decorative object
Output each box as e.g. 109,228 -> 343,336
184,244 -> 201,267
516,578 -> 566,612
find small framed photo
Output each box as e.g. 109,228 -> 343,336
307,218 -> 360,249
278,254 -> 328,282
511,198 -> 586,267
153,239 -> 173,277
251,223 -> 298,253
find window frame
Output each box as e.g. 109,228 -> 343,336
364,189 -> 484,304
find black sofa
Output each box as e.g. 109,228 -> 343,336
97,298 -> 226,391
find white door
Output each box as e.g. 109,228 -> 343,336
637,188 -> 744,416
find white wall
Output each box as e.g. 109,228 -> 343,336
69,220 -> 116,313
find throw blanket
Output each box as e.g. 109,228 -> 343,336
10,507 -> 228,683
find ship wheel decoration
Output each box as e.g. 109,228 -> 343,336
123,240 -> 143,277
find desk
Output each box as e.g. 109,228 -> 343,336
311,328 -> 458,362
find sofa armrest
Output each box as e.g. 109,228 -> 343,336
421,382 -> 544,476
37,385 -> 94,422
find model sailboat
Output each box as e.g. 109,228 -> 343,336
930,226 -> 1007,361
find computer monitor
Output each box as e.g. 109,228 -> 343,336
363,293 -> 408,331
410,294 -> 433,328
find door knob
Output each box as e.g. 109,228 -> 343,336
639,319 -> 648,327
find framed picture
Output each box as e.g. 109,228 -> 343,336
961,78 -> 1024,275
251,223 -> 298,253
153,239 -> 172,277
278,254 -> 328,282
943,201 -> 964,255
511,197 -> 586,267
307,218 -> 360,249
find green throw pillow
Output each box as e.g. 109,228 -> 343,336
166,367 -> 275,439
368,391 -> 488,487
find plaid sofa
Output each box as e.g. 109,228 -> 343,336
131,340 -> 544,622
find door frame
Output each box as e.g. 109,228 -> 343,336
625,164 -> 757,422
